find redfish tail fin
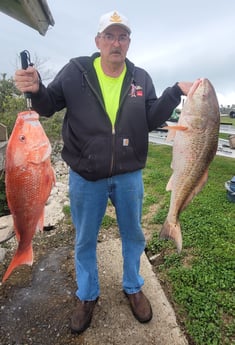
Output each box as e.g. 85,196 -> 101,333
159,219 -> 182,253
2,245 -> 33,282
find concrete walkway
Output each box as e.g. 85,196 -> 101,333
83,238 -> 189,345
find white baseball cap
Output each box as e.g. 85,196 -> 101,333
98,11 -> 131,34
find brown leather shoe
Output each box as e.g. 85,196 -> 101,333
70,298 -> 98,334
124,290 -> 152,323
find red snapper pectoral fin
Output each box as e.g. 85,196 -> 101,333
28,144 -> 52,165
2,244 -> 33,282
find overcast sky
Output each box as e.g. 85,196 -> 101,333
0,0 -> 234,106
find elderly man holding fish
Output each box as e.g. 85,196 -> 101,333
14,10 -> 193,335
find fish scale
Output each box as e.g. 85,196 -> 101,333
159,78 -> 220,252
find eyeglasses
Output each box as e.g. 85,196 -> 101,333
100,33 -> 130,44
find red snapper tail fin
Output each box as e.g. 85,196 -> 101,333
2,245 -> 33,282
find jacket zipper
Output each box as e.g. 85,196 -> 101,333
109,125 -> 115,176
83,73 -> 116,176
108,78 -> 134,177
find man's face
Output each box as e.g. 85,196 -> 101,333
95,25 -> 130,65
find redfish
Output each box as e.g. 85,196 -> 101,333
159,78 -> 220,252
2,111 -> 55,282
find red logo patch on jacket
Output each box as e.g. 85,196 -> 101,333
129,84 -> 143,97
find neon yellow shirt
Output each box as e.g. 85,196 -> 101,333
94,57 -> 126,126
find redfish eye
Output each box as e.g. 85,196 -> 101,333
19,135 -> 26,142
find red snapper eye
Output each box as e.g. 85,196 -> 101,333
19,135 -> 26,142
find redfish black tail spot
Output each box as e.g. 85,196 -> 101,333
159,220 -> 182,253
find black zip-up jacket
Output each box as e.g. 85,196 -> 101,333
31,52 -> 183,181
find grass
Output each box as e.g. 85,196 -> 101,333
144,144 -> 235,345
220,115 -> 235,126
219,116 -> 235,141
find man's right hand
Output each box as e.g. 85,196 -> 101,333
14,66 -> 40,94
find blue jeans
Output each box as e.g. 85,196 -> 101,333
69,169 -> 145,301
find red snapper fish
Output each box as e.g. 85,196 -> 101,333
2,110 -> 55,282
159,78 -> 220,252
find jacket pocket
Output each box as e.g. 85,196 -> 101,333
77,136 -> 112,180
115,135 -> 147,173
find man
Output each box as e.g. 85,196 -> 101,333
15,10 -> 192,335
